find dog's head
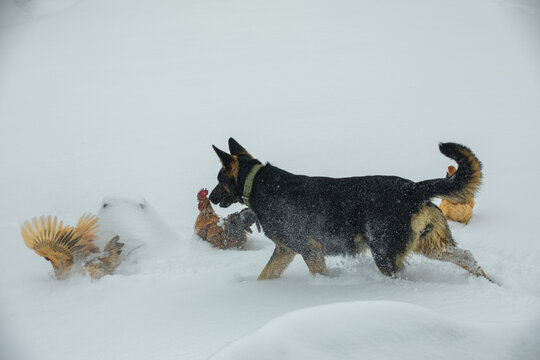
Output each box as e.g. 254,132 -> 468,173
210,138 -> 261,208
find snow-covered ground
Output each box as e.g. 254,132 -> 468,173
1,0 -> 539,359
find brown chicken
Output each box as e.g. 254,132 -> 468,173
85,236 -> 124,279
439,166 -> 476,224
195,188 -> 258,249
21,214 -> 123,279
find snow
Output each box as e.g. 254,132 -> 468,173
210,301 -> 540,360
1,0 -> 540,359
97,196 -> 179,252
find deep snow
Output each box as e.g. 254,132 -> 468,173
210,301 -> 540,360
1,0 -> 540,359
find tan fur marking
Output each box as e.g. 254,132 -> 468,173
461,147 -> 483,196
407,203 -> 493,282
444,147 -> 482,203
377,267 -> 393,277
354,234 -> 369,254
236,150 -> 253,158
410,203 -> 454,259
302,237 -> 328,276
392,203 -> 455,272
257,242 -> 297,280
226,156 -> 240,183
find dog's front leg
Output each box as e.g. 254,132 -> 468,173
257,242 -> 297,280
302,237 -> 328,276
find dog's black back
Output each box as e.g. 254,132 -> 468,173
249,166 -> 420,256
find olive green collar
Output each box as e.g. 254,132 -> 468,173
242,164 -> 263,208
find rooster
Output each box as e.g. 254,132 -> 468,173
439,166 -> 476,224
195,188 -> 258,249
21,214 -> 123,279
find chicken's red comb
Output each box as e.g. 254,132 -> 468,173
197,188 -> 209,199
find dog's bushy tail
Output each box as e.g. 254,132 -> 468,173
414,143 -> 482,203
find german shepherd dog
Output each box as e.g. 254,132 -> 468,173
210,138 -> 492,282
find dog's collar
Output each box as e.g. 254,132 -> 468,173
242,164 -> 263,208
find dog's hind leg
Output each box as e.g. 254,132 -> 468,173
371,252 -> 399,277
257,242 -> 297,280
429,246 -> 493,282
412,203 -> 494,283
365,223 -> 408,277
301,237 -> 327,276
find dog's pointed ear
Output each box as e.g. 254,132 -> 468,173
213,145 -> 234,167
228,138 -> 252,158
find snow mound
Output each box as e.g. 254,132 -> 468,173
211,301 -> 528,360
97,196 -> 180,271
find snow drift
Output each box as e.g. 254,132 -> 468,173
211,301 -> 538,360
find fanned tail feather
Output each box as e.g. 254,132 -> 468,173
73,213 -> 100,256
21,216 -> 80,254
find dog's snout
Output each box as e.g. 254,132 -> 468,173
209,188 -> 219,204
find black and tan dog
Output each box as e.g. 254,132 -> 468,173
210,138 -> 492,282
